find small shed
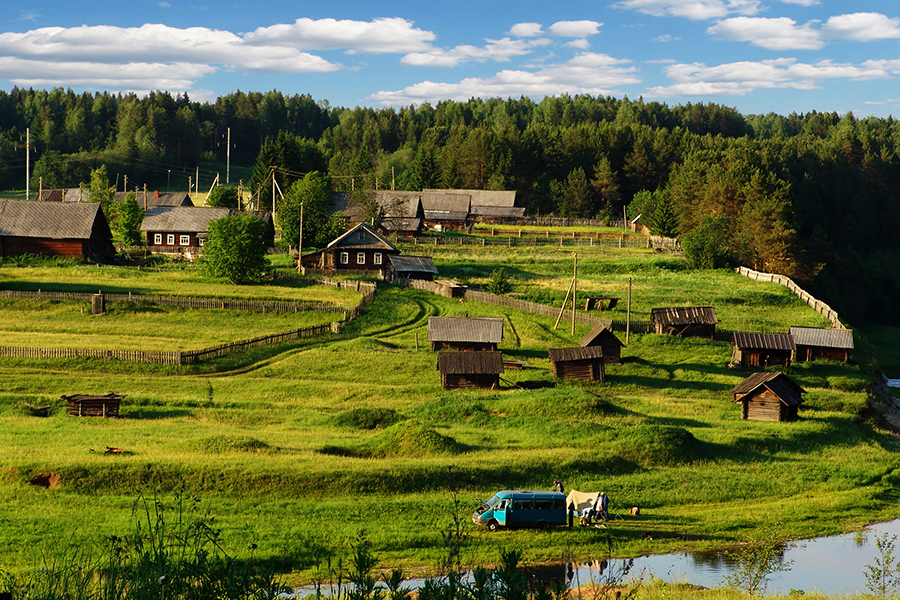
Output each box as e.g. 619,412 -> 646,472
651,307 -> 718,340
427,316 -> 504,351
434,280 -> 467,298
731,372 -> 805,421
548,346 -> 606,382
579,324 -> 623,364
789,326 -> 853,363
63,393 -> 126,418
387,255 -> 439,282
731,332 -> 795,369
437,351 -> 504,390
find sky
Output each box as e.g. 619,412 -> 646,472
2,0 -> 900,118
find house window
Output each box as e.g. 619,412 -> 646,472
179,235 -> 190,246
358,231 -> 366,241
153,233 -> 162,245
357,252 -> 366,265
166,234 -> 175,245
374,253 -> 382,265
340,252 -> 349,264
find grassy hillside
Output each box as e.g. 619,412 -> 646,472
0,244 -> 895,586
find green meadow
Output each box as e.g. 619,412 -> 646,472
0,243 -> 896,588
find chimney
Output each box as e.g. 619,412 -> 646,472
155,190 -> 159,198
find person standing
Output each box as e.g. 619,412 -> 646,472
554,480 -> 564,493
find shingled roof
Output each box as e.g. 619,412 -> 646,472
732,372 -> 806,406
424,189 -> 516,208
389,255 -> 438,275
140,206 -> 229,233
0,199 -> 105,239
437,351 -> 504,375
548,346 -> 604,362
732,332 -> 796,351
789,326 -> 854,350
651,307 -> 719,326
427,317 -> 504,344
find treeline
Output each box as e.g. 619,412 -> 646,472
0,88 -> 898,324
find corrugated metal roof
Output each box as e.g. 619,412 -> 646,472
651,307 -> 719,326
389,255 -> 439,274
731,371 -> 805,406
732,332 -> 796,351
548,346 -> 604,362
427,317 -> 504,343
789,326 -> 854,349
0,199 -> 104,239
579,324 -> 621,347
437,351 -> 504,374
140,206 -> 229,232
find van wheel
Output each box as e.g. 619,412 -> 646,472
538,521 -> 550,531
488,520 -> 500,532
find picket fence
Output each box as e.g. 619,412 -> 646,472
734,266 -> 843,329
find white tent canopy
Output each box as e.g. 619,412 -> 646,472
566,489 -> 599,513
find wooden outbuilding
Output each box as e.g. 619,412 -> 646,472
789,326 -> 853,363
0,199 -> 115,261
421,191 -> 471,230
437,351 -> 503,390
731,372 -> 805,421
650,307 -> 718,340
387,255 -> 439,282
117,191 -> 194,210
731,332 -> 795,369
548,346 -> 606,382
579,324 -> 624,364
63,393 -> 126,418
427,316 -> 503,351
331,190 -> 424,237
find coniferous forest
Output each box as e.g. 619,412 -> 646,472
0,87 -> 898,325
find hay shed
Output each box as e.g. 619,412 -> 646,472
651,307 -> 718,340
428,316 -> 504,351
437,351 -> 504,390
579,325 -> 624,364
731,372 -> 805,422
731,332 -> 795,369
548,346 -> 606,382
789,326 -> 853,363
63,393 -> 126,418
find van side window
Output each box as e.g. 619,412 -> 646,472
554,499 -> 566,510
497,500 -> 508,510
513,499 -> 532,511
535,499 -> 553,510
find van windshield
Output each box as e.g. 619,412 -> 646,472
485,494 -> 501,507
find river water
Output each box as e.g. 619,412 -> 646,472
289,519 -> 900,597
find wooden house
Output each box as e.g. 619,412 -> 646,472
117,191 -> 194,210
579,325 -> 624,364
651,307 -> 718,340
300,222 -> 399,276
427,316 -> 503,351
140,206 -> 230,250
437,351 -> 504,390
789,326 -> 853,363
63,393 -> 126,418
387,255 -> 439,282
731,332 -> 795,369
0,199 -> 115,261
421,191 -> 471,230
731,372 -> 805,422
548,346 -> 606,382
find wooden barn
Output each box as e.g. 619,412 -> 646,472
387,255 -> 439,282
789,326 -> 854,363
731,372 -> 805,422
650,307 -> 718,340
63,393 -> 126,418
731,332 -> 795,369
427,316 -> 504,351
300,222 -> 399,276
140,206 -> 230,250
331,190 -> 424,237
425,189 -> 523,223
548,346 -> 606,382
118,191 -> 194,210
437,351 -> 504,390
579,324 -> 624,364
421,191 -> 471,230
0,199 -> 115,261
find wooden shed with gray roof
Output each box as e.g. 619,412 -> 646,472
0,199 -> 114,261
548,346 -> 606,382
437,351 -> 504,390
387,255 -> 438,282
427,316 -> 504,351
579,325 -> 624,364
731,332 -> 795,369
789,326 -> 853,363
650,307 -> 718,340
421,192 -> 471,230
140,206 -> 230,250
732,371 -> 805,422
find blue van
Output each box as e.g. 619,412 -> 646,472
472,490 -> 567,531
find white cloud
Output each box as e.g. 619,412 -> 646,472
17,11 -> 41,22
648,57 -> 891,97
244,17 -> 435,53
822,13 -> 900,42
401,37 -> 549,68
368,52 -> 639,105
548,20 -> 602,38
509,22 -> 544,37
611,0 -> 762,20
653,34 -> 680,42
777,0 -> 818,5
566,39 -> 592,50
708,17 -> 823,50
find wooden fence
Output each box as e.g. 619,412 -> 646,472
403,235 -> 653,250
734,266 -> 843,329
0,289 -> 341,313
0,278 -> 377,366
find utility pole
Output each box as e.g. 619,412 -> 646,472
124,174 -> 127,196
226,127 -> 231,184
571,253 -> 577,336
626,277 -> 632,344
25,128 -> 30,200
296,201 -> 304,273
195,166 -> 199,195
391,166 -> 395,191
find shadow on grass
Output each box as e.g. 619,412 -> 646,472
121,408 -> 193,419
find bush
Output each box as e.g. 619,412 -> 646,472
204,213 -> 270,284
487,267 -> 513,295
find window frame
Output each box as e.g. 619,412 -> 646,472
340,252 -> 349,265
357,252 -> 366,265
153,233 -> 162,245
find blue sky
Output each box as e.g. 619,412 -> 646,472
2,0 -> 900,118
